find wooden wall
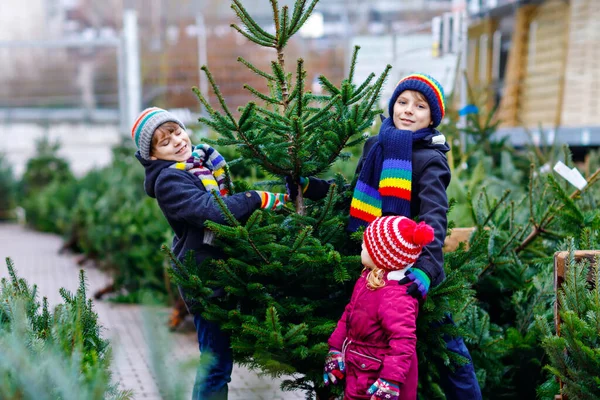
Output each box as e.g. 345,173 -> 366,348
496,6 -> 537,127
560,0 -> 600,127
518,0 -> 569,128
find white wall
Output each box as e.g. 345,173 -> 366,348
2,122 -> 123,178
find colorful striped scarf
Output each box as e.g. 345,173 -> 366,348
348,118 -> 435,232
169,144 -> 231,197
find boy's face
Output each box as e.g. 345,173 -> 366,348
392,90 -> 432,131
150,122 -> 193,162
361,241 -> 377,269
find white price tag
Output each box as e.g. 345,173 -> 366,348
553,161 -> 588,190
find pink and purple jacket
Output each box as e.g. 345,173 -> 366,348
328,271 -> 419,400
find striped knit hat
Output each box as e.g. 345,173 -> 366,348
131,107 -> 186,160
363,216 -> 434,271
389,73 -> 446,128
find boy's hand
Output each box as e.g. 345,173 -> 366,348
285,176 -> 309,201
323,349 -> 345,386
256,191 -> 288,211
398,267 -> 431,300
367,377 -> 400,400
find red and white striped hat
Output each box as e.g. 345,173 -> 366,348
363,216 -> 435,271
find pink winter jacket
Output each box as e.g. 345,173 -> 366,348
328,271 -> 419,400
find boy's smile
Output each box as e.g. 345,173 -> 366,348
392,90 -> 432,131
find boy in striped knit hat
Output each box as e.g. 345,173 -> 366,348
132,107 -> 288,400
289,74 -> 481,399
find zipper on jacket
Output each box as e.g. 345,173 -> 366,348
347,349 -> 382,363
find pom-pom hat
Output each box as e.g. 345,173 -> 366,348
388,73 -> 446,128
363,216 -> 435,271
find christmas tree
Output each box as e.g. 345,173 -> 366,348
164,0 -> 482,398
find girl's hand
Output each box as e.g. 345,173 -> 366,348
367,377 -> 400,400
323,349 -> 345,386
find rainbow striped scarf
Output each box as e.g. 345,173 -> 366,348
170,144 -> 231,197
348,118 -> 435,232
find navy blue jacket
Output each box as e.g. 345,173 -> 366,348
303,131 -> 451,287
135,152 -> 262,266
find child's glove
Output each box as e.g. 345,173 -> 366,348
398,267 -> 431,300
285,176 -> 309,201
323,349 -> 345,386
367,377 -> 400,400
255,191 -> 288,211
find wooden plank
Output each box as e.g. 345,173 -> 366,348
554,250 -> 600,333
554,250 -> 599,400
443,227 -> 476,253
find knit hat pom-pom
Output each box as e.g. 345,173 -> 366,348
413,221 -> 435,246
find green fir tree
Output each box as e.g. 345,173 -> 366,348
165,0 -> 482,398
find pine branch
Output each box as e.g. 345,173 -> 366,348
271,0 -> 281,40
279,6 -> 290,48
238,102 -> 256,130
348,73 -> 376,104
515,168 -> 600,253
255,105 -> 293,126
288,0 -> 319,36
200,66 -> 238,129
314,184 -> 337,231
230,23 -> 277,48
317,75 -> 341,96
348,46 -> 360,84
360,64 -> 392,119
244,83 -> 283,105
231,0 -> 277,42
482,189 -> 511,226
294,59 -> 305,118
237,57 -> 276,81
287,0 -> 307,34
304,95 -> 340,130
209,193 -> 271,264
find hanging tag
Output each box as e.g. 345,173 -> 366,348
553,161 -> 588,190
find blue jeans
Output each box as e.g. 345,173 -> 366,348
192,314 -> 233,400
437,315 -> 482,400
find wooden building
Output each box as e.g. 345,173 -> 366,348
466,0 -> 600,148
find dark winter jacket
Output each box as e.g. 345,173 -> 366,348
135,151 -> 262,274
304,131 -> 451,287
328,271 -> 419,399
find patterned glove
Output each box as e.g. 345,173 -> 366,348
398,268 -> 431,300
255,191 -> 288,211
367,378 -> 400,400
323,349 -> 345,386
285,176 -> 309,201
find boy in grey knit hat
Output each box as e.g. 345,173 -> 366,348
133,107 -> 288,399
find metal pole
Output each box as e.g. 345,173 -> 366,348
123,9 -> 141,130
459,9 -> 468,152
117,38 -> 127,134
196,13 -> 209,117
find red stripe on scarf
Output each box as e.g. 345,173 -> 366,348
379,187 -> 411,200
349,207 -> 378,223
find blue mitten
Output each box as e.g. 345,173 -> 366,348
398,268 -> 431,300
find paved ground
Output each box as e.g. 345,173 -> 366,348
0,223 -> 306,400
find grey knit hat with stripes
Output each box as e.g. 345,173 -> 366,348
131,107 -> 186,160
